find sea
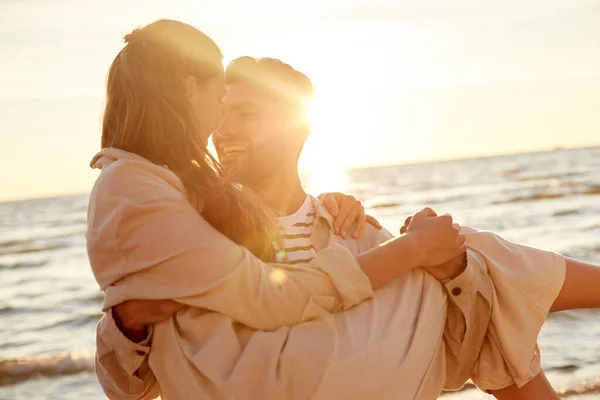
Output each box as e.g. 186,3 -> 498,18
1,146 -> 599,399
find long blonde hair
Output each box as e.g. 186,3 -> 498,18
102,19 -> 281,261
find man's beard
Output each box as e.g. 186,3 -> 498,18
222,138 -> 288,187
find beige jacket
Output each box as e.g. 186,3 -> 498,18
90,148 -> 565,399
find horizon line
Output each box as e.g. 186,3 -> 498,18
1,143 -> 598,204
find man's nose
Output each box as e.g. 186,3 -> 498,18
215,129 -> 234,138
215,119 -> 234,138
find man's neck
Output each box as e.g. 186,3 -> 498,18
246,166 -> 306,217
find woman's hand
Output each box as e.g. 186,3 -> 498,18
113,299 -> 185,342
400,212 -> 468,280
319,192 -> 383,239
404,208 -> 467,269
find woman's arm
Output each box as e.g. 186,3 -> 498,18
89,162 -> 465,331
96,200 -> 461,331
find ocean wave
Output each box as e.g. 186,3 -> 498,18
0,239 -> 67,256
502,167 -> 521,177
46,218 -> 87,228
366,201 -> 401,209
563,245 -> 600,259
0,305 -> 49,317
582,185 -> 600,195
83,292 -> 105,304
557,377 -> 600,397
421,194 -> 469,205
553,209 -> 581,217
0,305 -> 14,315
0,261 -> 47,271
515,171 -> 584,182
0,353 -> 94,386
549,364 -> 579,372
0,338 -> 38,353
37,314 -> 103,332
493,183 -> 600,205
0,239 -> 31,250
494,193 -> 565,204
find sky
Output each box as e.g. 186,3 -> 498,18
1,0 -> 599,201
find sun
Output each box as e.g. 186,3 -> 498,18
299,90 -> 357,193
302,90 -> 361,166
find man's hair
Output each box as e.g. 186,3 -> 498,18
225,57 -> 314,113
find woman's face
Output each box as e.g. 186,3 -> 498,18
189,68 -> 226,144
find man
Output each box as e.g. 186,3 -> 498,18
96,56 -> 600,399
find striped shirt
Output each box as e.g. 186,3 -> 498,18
277,195 -> 317,264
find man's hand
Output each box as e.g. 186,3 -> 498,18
319,192 -> 383,239
401,214 -> 468,280
113,299 -> 185,342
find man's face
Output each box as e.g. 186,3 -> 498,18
214,82 -> 307,185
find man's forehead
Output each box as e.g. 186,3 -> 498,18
222,82 -> 277,105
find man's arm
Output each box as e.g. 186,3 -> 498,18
95,310 -> 160,400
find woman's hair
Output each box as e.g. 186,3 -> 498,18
102,19 -> 282,261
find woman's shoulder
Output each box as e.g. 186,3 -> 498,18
90,150 -> 186,205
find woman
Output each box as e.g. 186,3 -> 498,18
89,19 -> 600,399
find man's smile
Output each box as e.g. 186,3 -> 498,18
219,143 -> 249,163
